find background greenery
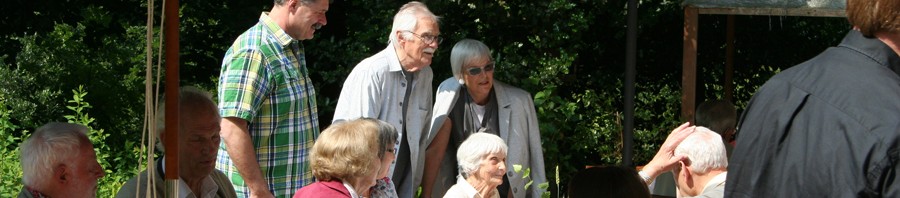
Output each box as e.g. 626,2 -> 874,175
0,0 -> 849,197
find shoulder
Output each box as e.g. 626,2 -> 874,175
294,181 -> 350,197
115,170 -> 156,198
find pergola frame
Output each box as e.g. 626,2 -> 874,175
680,3 -> 845,120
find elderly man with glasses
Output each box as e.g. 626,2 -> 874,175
332,1 -> 441,198
422,39 -> 547,198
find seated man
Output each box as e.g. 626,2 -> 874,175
672,127 -> 728,198
19,122 -> 105,198
116,87 -> 236,198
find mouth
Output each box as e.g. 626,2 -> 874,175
423,48 -> 435,57
312,23 -> 323,30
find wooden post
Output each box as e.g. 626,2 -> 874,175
725,15 -> 735,102
163,0 -> 180,196
682,6 -> 698,121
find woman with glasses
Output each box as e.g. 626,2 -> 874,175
422,39 -> 547,198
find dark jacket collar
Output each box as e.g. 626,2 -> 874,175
839,30 -> 900,76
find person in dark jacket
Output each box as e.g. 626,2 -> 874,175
726,0 -> 900,196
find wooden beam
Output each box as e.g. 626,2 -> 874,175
697,7 -> 845,17
682,6 -> 699,121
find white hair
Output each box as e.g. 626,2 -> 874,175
674,127 -> 728,174
456,132 -> 508,177
389,1 -> 440,45
450,39 -> 492,84
20,122 -> 91,186
155,86 -> 219,152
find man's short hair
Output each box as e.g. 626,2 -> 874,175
456,132 -> 507,177
674,127 -> 728,174
155,86 -> 219,152
694,100 -> 736,138
310,119 -> 381,181
847,0 -> 900,37
20,122 -> 91,186
389,1 -> 441,45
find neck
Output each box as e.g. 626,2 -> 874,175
346,178 -> 368,197
466,176 -> 496,198
269,5 -> 291,36
183,176 -> 205,196
875,31 -> 900,56
687,169 -> 726,196
393,43 -> 419,72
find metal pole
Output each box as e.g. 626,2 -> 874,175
163,0 -> 180,196
623,0 -> 638,167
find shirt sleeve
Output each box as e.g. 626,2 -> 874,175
332,63 -> 383,123
218,47 -> 270,122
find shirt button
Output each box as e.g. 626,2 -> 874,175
514,188 -> 518,193
508,171 -> 514,175
401,83 -> 406,87
400,120 -> 404,124
400,102 -> 403,105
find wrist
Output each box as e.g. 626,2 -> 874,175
638,170 -> 654,185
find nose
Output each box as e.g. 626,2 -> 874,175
94,163 -> 106,179
499,161 -> 507,172
319,16 -> 328,26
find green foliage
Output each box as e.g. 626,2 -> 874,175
0,0 -> 849,197
63,86 -> 140,197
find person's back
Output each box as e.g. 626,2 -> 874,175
568,166 -> 650,198
727,0 -> 900,196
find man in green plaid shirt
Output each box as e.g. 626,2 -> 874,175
216,0 -> 329,197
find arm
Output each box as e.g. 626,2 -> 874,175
525,98 -> 547,197
221,117 -> 274,198
421,119 -> 451,198
641,122 -> 696,182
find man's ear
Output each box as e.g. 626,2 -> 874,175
55,163 -> 70,184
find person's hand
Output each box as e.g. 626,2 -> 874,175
642,122 -> 695,179
248,187 -> 275,198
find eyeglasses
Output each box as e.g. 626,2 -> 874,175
403,30 -> 443,45
466,63 -> 495,76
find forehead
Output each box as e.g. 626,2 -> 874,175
413,16 -> 439,34
302,0 -> 329,11
464,57 -> 492,67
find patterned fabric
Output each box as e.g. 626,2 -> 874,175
369,177 -> 399,198
216,12 -> 319,198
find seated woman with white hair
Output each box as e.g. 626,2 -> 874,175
443,132 -> 508,198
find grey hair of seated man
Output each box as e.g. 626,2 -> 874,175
155,86 -> 219,152
674,127 -> 728,174
389,1 -> 441,45
20,122 -> 91,186
456,132 -> 508,177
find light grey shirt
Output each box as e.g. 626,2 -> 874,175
332,43 -> 434,198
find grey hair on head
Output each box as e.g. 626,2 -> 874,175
155,86 -> 219,152
450,39 -> 492,84
389,1 -> 441,45
20,122 -> 91,186
456,132 -> 507,178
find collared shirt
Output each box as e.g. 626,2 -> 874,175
162,158 -> 220,198
443,176 -> 500,198
688,172 -> 726,198
332,43 -> 433,198
216,12 -> 319,198
727,30 -> 900,197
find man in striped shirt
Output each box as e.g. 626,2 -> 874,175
216,0 -> 329,197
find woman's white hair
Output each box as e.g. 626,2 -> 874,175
674,127 -> 728,174
456,132 -> 507,177
450,39 -> 492,84
20,122 -> 90,186
389,1 -> 440,45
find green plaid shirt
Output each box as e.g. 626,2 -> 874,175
216,13 -> 319,198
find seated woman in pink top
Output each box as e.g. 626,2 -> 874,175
293,118 -> 383,198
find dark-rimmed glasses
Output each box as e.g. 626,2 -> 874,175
466,63 -> 495,76
403,30 -> 443,45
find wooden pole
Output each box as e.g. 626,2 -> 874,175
682,6 -> 698,121
623,0 -> 638,167
725,15 -> 735,102
163,0 -> 180,196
